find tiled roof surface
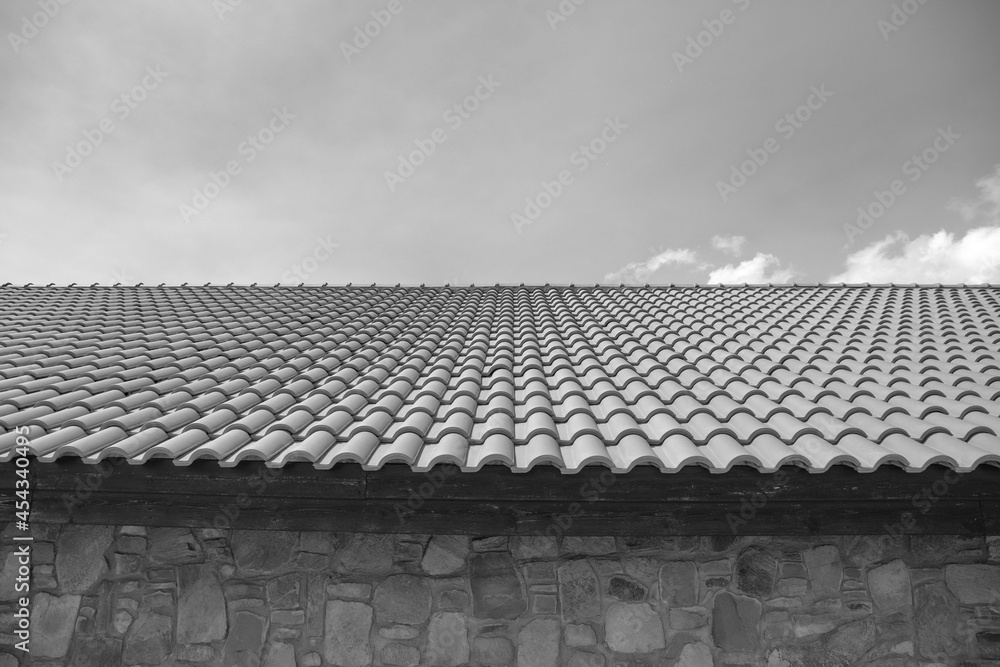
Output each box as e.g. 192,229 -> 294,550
1,284 -> 999,473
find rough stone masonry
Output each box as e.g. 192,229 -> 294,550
1,524 -> 1000,665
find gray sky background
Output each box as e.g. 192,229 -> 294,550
2,0 -> 999,286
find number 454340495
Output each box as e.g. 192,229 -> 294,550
14,425 -> 31,524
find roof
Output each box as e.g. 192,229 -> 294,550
1,284 -> 998,473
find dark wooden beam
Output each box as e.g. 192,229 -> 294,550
3,458 -> 999,535
18,493 -> 987,536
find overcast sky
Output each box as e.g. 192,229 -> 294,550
2,0 -> 999,286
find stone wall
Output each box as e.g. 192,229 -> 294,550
2,524 -> 1000,666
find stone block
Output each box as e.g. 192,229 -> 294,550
567,651 -> 605,667
69,636 -> 122,666
231,529 -> 295,573
112,554 -> 143,577
669,608 -> 708,630
333,533 -> 394,573
803,544 -> 842,596
868,560 -> 912,614
659,561 -> 698,606
915,581 -> 966,657
271,609 -> 306,625
712,592 -> 760,651
511,536 -> 558,560
558,559 -> 600,621
56,525 -> 114,594
988,535 -> 1000,563
147,527 -> 202,565
373,574 -> 431,625
116,536 -> 147,555
473,536 -> 508,551
517,618 -> 559,667
327,581 -> 371,600
622,556 -> 660,588
773,577 -> 807,597
296,552 -> 328,570
176,644 -> 215,662
299,531 -> 334,553
562,536 -> 616,556
565,622 -> 597,646
425,611 -> 470,666
112,609 -> 133,636
978,631 -> 1000,659
33,541 -> 55,564
267,573 -> 301,609
472,636 -> 515,664
734,546 -> 778,598
324,600 -> 372,667
439,588 -> 469,611
122,611 -> 172,665
523,561 -> 557,583
383,643 -> 420,666
395,541 -> 424,562
470,552 -> 526,619
698,558 -> 731,575
793,613 -> 838,639
176,563 -> 226,643
944,564 -> 1000,604
605,602 -> 665,653
676,642 -> 714,667
422,535 -> 469,575
222,610 -> 268,667
380,625 -> 419,639
607,575 -> 646,602
264,642 -> 297,667
31,593 -> 81,658
306,572 -> 326,637
532,593 -> 558,614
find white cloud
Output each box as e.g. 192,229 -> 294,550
828,227 -> 1000,284
707,253 -> 794,284
604,248 -> 698,283
949,163 -> 1000,223
711,234 -> 746,256
830,164 -> 1000,284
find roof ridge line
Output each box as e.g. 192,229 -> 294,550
1,283 -> 999,289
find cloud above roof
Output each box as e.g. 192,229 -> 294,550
711,235 -> 746,257
707,253 -> 794,285
603,248 -> 698,284
829,163 -> 1000,284
827,227 -> 1000,284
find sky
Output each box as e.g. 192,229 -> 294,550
1,0 -> 999,286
